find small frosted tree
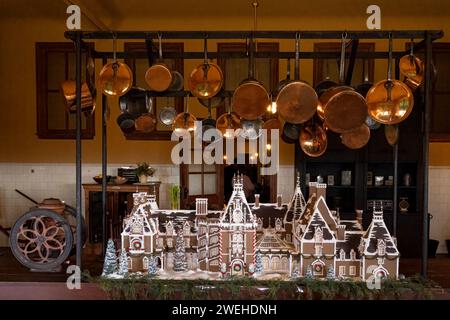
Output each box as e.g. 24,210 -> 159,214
305,265 -> 313,279
102,239 -> 118,276
148,255 -> 158,276
118,250 -> 129,277
254,252 -> 263,273
173,229 -> 188,272
326,265 -> 335,280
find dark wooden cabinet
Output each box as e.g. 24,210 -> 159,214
296,93 -> 425,258
83,183 -> 161,244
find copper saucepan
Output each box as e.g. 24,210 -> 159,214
400,40 -> 424,91
216,97 -> 241,139
299,122 -> 328,157
189,37 -> 223,99
173,93 -> 197,134
341,123 -> 371,149
145,34 -> 173,92
276,33 -> 318,124
323,33 -> 367,134
366,33 -> 414,125
232,38 -> 270,120
98,34 -> 133,97
135,94 -> 156,133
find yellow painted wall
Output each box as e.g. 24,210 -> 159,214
0,0 -> 450,166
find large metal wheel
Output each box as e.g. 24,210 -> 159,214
9,209 -> 73,271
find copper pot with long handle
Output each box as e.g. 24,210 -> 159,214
189,37 -> 223,99
98,34 -> 133,97
299,122 -> 328,157
173,93 -> 197,134
216,96 -> 241,139
145,34 -> 173,92
134,93 -> 156,133
366,33 -> 414,125
232,37 -> 270,120
323,33 -> 367,133
276,33 -> 318,124
400,40 -> 424,91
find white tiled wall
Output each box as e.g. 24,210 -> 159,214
0,163 -> 179,247
277,165 -> 296,203
429,166 -> 450,254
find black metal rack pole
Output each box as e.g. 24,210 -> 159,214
65,30 -> 443,40
393,142 -> 398,237
75,32 -> 83,268
90,51 -> 415,60
101,57 -> 108,256
422,31 -> 432,277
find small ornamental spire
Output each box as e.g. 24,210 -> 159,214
296,171 -> 301,188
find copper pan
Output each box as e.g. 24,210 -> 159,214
173,93 -> 197,134
400,40 -> 424,91
299,122 -> 328,157
323,33 -> 367,133
61,80 -> 94,113
341,124 -> 370,149
189,37 -> 223,99
145,34 -> 173,92
366,34 -> 414,125
277,34 -> 318,124
198,88 -> 226,108
134,94 -> 156,133
216,97 -> 241,139
98,35 -> 133,97
232,38 -> 270,120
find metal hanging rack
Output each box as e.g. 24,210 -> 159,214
65,29 -> 442,277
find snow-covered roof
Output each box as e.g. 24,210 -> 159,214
301,207 -> 335,241
336,233 -> 363,259
362,212 -> 399,256
284,175 -> 306,223
250,204 -> 287,228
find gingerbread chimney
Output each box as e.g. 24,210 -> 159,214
254,194 -> 260,208
356,209 -> 363,225
196,198 -> 208,215
336,224 -> 346,240
277,194 -> 282,208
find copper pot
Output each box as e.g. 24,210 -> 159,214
367,34 -> 414,125
98,35 -> 133,97
216,97 -> 241,139
173,94 -> 197,134
400,41 -> 424,91
60,80 -> 94,114
134,94 -> 156,133
189,37 -> 223,99
341,124 -> 371,149
145,34 -> 173,92
198,88 -> 226,109
232,38 -> 270,120
299,122 -> 328,157
277,34 -> 318,124
323,34 -> 367,133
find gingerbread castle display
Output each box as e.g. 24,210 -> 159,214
120,174 -> 399,280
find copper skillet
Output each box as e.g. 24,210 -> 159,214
323,33 -> 367,134
341,123 -> 371,149
366,33 -> 414,125
216,96 -> 241,139
189,37 -> 223,99
400,40 -> 424,91
299,121 -> 328,157
232,37 -> 270,120
276,33 -> 318,124
145,34 -> 173,92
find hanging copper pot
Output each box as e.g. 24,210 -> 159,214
134,94 -> 156,133
323,34 -> 367,133
98,35 -> 133,97
216,97 -> 241,139
299,122 -> 328,157
341,124 -> 371,149
276,34 -> 318,124
400,40 -> 424,91
189,37 -> 223,99
198,88 -> 226,108
366,34 -> 414,125
232,38 -> 270,120
60,80 -> 94,114
145,34 -> 173,92
173,93 -> 197,134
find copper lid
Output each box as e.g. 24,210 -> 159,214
232,81 -> 270,120
324,90 -> 367,133
341,124 -> 371,149
276,81 -> 318,124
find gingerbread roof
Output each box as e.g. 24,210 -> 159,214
302,207 -> 334,241
362,212 -> 399,256
256,229 -> 294,252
